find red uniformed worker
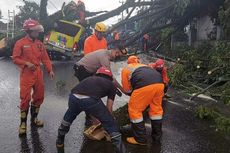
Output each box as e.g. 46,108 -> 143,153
12,19 -> 55,136
149,59 -> 170,93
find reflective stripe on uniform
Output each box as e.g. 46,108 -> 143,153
111,133 -> 122,139
73,94 -> 90,99
130,117 -> 143,123
150,115 -> 162,120
61,119 -> 71,126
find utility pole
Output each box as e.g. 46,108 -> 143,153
7,10 -> 15,38
119,0 -> 125,20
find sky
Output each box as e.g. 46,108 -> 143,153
0,0 -> 122,25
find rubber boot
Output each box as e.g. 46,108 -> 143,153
19,110 -> 28,137
30,105 -> 44,127
85,113 -> 93,128
111,132 -> 126,153
151,120 -> 162,143
56,120 -> 71,149
119,124 -> 133,137
126,121 -> 147,145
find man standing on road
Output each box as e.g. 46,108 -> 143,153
12,19 -> 55,136
83,22 -> 108,55
121,55 -> 164,145
56,67 -> 125,153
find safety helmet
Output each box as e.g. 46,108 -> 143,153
96,67 -> 113,78
23,19 -> 44,32
95,22 -> 107,32
127,56 -> 140,64
155,59 -> 165,68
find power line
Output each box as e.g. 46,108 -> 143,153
32,0 -> 59,11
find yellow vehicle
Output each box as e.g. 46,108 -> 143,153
44,20 -> 85,58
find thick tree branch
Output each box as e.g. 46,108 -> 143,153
88,1 -> 156,25
109,2 -> 174,33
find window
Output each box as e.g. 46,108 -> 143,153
55,21 -> 80,37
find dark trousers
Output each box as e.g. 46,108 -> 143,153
63,94 -> 119,134
73,64 -> 98,126
73,64 -> 93,81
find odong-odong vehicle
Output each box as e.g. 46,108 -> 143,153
44,20 -> 85,59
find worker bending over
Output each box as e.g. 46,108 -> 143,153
56,67 -> 125,153
121,55 -> 164,145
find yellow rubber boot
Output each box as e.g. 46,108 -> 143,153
56,136 -> 65,148
33,118 -> 44,127
31,106 -> 44,127
19,111 -> 28,137
19,122 -> 27,136
126,137 -> 147,145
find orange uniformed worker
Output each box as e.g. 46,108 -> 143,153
121,55 -> 164,145
149,59 -> 170,93
12,19 -> 55,136
83,22 -> 107,55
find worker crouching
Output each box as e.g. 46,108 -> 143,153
56,67 -> 126,153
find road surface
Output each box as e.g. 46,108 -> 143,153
0,57 -> 229,153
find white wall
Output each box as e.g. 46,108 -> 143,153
196,16 -> 215,40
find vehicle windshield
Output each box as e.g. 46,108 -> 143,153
55,21 -> 80,37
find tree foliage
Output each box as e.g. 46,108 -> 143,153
0,0 -> 227,56
16,0 -> 40,27
219,0 -> 230,39
173,0 -> 191,16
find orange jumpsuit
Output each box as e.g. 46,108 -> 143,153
149,63 -> 170,85
12,36 -> 52,111
83,34 -> 107,55
121,64 -> 164,122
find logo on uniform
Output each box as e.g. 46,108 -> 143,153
23,45 -> 31,48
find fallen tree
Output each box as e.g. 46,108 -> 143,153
0,0 -> 226,57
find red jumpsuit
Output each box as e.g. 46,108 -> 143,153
12,36 -> 52,111
149,63 -> 170,85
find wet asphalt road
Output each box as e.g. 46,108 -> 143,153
0,56 -> 230,153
